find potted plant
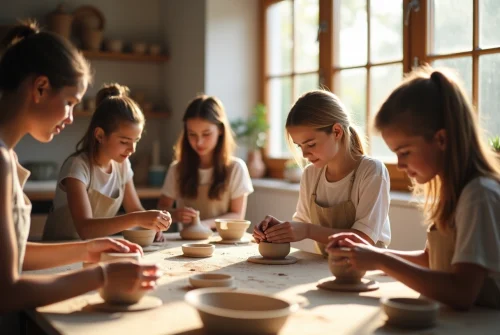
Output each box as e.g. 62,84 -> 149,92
283,159 -> 303,183
231,103 -> 269,178
490,135 -> 500,154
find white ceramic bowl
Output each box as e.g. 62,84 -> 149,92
381,297 -> 439,329
215,219 -> 251,240
189,273 -> 235,288
122,227 -> 156,247
185,288 -> 298,334
258,242 -> 290,260
182,243 -> 215,258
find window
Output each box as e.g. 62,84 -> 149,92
261,0 -> 500,189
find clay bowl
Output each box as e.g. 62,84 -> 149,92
122,227 -> 156,247
189,273 -> 235,289
381,297 -> 440,329
185,288 -> 298,334
328,250 -> 365,284
182,243 -> 215,258
258,241 -> 290,260
99,252 -> 146,304
215,219 -> 251,240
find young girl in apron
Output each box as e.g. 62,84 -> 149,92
43,84 -> 171,242
328,66 -> 500,310
158,95 -> 253,229
0,22 -> 160,331
253,90 -> 391,255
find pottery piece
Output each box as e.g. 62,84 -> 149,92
215,219 -> 251,240
98,252 -> 147,305
247,150 -> 266,178
317,277 -> 379,292
82,28 -> 103,51
182,243 -> 215,258
105,39 -> 123,53
180,211 -> 213,240
258,241 -> 290,260
189,273 -> 235,288
132,42 -> 147,54
328,250 -> 366,284
149,43 -> 161,55
92,296 -> 162,312
185,288 -> 298,335
47,4 -> 73,39
381,297 -> 439,329
122,227 -> 155,247
247,255 -> 298,265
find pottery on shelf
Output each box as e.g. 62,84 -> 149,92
247,149 -> 266,178
215,218 -> 251,240
180,211 -> 213,240
258,241 -> 290,260
47,4 -> 73,39
328,250 -> 365,284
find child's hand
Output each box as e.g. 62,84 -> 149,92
326,232 -> 371,249
326,233 -> 383,271
173,207 -> 198,224
154,231 -> 166,242
135,210 -> 172,231
252,215 -> 283,243
264,221 -> 308,243
84,238 -> 144,263
101,261 -> 162,291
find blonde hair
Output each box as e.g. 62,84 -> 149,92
285,90 -> 365,168
375,65 -> 500,232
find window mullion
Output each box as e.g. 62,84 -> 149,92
472,0 -> 479,108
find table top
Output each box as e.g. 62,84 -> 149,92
25,233 -> 500,335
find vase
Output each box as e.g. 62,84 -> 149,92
180,211 -> 213,240
247,149 -> 266,178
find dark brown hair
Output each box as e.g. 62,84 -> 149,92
175,95 -> 235,199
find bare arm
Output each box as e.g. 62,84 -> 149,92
200,195 -> 248,229
308,224 -> 374,245
157,194 -> 175,213
23,241 -> 88,270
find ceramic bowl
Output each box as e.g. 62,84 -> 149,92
182,243 -> 215,258
381,297 -> 440,329
99,252 -> 146,304
132,42 -> 147,54
189,273 -> 235,288
328,251 -> 366,284
185,288 -> 298,334
105,39 -> 123,52
122,227 -> 156,247
258,242 -> 290,260
215,219 -> 251,240
149,43 -> 161,55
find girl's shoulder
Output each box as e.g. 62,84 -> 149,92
229,156 -> 247,171
61,153 -> 90,170
459,177 -> 500,203
357,156 -> 390,180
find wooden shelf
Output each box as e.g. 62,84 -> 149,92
74,110 -> 170,118
82,50 -> 169,63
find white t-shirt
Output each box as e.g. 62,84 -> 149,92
52,153 -> 134,210
161,156 -> 254,201
293,156 -> 391,246
452,177 -> 500,289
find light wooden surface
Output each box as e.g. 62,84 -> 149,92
24,233 -> 500,335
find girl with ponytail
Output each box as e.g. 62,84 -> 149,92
43,83 -> 172,242
328,66 -> 500,309
253,90 -> 391,255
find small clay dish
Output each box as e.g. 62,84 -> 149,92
381,297 -> 439,329
182,243 -> 215,258
328,248 -> 365,284
258,242 -> 290,260
122,227 -> 156,247
215,219 -> 251,240
189,273 -> 235,288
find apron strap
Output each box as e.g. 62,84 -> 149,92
312,166 -> 325,196
347,156 -> 363,197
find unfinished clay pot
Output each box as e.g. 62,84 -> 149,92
99,252 -> 146,304
180,211 -> 213,240
189,273 -> 235,288
182,243 -> 215,258
185,288 -> 298,334
215,219 -> 251,240
258,242 -> 290,260
381,297 -> 439,329
122,227 -> 155,247
328,252 -> 366,284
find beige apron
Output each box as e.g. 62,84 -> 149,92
43,164 -> 125,241
427,224 -> 500,308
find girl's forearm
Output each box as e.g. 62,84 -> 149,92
307,223 -> 374,245
23,242 -> 87,270
75,213 -> 138,240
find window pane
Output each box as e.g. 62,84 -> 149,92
295,0 -> 319,72
479,54 -> 500,139
430,0 -> 472,55
369,64 -> 402,161
295,73 -> 319,100
432,57 -> 472,100
267,0 -> 292,76
268,77 -> 292,157
370,0 -> 403,63
335,0 -> 367,67
335,68 -> 367,134
480,0 -> 500,48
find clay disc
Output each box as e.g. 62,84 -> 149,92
91,296 -> 162,312
213,237 -> 251,245
317,277 -> 379,292
247,256 -> 298,265
142,245 -> 162,252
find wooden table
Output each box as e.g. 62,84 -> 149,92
23,233 -> 500,335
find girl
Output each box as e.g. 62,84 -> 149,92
0,21 -> 160,328
158,95 -> 253,229
327,66 -> 500,310
253,90 -> 391,255
43,83 -> 171,242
